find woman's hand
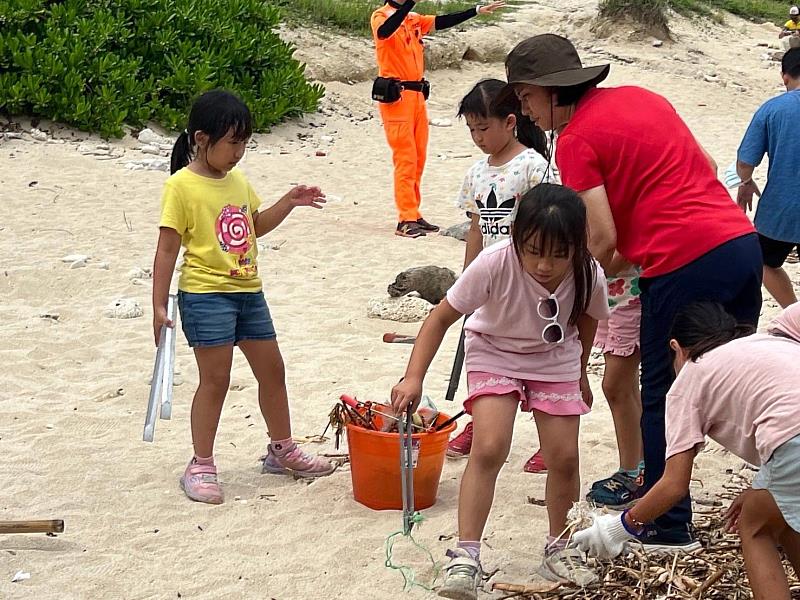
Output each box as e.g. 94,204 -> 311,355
724,489 -> 750,533
478,1 -> 506,14
153,306 -> 174,346
736,180 -> 760,212
580,372 -> 594,408
391,377 -> 423,414
284,185 -> 326,209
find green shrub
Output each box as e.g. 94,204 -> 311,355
598,0 -> 671,34
274,0 -> 501,36
0,0 -> 324,137
669,0 -> 786,25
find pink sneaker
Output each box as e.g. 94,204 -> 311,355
523,449 -> 547,474
180,459 -> 223,504
262,443 -> 336,478
447,421 -> 473,457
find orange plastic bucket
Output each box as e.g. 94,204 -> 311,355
346,409 -> 456,511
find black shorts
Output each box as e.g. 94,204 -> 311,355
758,233 -> 799,268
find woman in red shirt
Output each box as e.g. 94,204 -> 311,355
500,34 -> 762,551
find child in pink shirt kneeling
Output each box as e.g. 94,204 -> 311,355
574,301 -> 800,600
391,184 -> 609,597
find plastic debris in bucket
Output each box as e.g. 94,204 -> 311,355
340,394 -> 457,511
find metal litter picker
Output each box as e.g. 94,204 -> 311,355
143,293 -> 177,442
399,405 -> 416,535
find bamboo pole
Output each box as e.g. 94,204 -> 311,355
0,520 -> 64,534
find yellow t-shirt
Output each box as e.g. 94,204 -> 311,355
785,19 -> 800,31
159,167 -> 262,293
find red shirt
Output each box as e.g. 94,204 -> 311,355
556,86 -> 754,278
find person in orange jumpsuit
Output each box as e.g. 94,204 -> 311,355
371,0 -> 505,238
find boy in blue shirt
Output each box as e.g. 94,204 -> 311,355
737,48 -> 800,307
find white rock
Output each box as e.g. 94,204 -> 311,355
61,254 -> 90,263
703,74 -> 719,83
30,128 -> 48,141
125,158 -> 169,172
78,144 -> 110,156
11,571 -> 30,583
138,128 -> 169,145
94,261 -> 110,270
103,298 -> 144,319
320,135 -> 334,143
46,138 -> 66,144
367,295 -> 434,322
4,132 -> 22,140
429,118 -> 452,128
652,39 -> 663,47
69,259 -> 87,269
140,144 -> 161,155
127,267 -> 152,280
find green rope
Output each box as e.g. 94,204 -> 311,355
384,512 -> 442,592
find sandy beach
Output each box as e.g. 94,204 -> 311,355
1,2 -> 798,598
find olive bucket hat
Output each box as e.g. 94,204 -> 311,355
498,34 -> 610,102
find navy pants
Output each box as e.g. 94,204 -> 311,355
639,233 -> 762,529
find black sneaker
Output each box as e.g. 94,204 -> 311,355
638,523 -> 701,554
416,217 -> 439,232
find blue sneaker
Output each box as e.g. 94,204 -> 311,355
586,471 -> 642,510
639,523 -> 701,553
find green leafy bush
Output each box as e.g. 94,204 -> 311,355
0,0 -> 324,137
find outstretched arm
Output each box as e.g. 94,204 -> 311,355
390,300 -> 463,413
434,1 -> 505,30
253,185 -> 325,237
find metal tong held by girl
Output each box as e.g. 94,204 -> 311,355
399,405 -> 416,535
143,293 -> 177,442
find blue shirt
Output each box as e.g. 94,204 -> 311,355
737,89 -> 800,242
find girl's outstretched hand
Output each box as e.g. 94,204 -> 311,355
478,1 -> 506,15
153,306 -> 174,346
391,377 -> 423,414
284,185 -> 326,209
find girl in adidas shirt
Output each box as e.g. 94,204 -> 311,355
449,78 -> 558,471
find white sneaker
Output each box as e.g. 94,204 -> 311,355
438,548 -> 482,600
538,547 -> 598,587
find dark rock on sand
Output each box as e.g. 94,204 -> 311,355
387,266 -> 457,304
440,221 -> 471,242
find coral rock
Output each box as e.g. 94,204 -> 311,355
103,298 -> 144,319
367,295 -> 434,322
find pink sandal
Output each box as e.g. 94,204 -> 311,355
262,443 -> 336,478
180,460 -> 224,504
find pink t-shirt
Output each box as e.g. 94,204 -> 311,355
446,240 -> 609,381
666,304 -> 800,465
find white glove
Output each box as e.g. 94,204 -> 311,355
572,513 -> 635,559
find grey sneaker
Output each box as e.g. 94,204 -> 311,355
538,547 -> 598,587
438,548 -> 482,600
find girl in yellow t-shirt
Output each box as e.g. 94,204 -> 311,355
152,90 -> 335,505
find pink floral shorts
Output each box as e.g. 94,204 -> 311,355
465,372 -> 590,416
594,298 -> 642,357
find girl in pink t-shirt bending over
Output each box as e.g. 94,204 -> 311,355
574,301 -> 800,600
391,184 -> 609,597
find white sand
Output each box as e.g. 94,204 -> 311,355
1,3 -> 798,598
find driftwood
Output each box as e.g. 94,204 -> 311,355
0,520 -> 64,535
492,477 -> 800,599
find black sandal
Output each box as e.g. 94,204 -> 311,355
395,221 -> 426,238
416,218 -> 440,232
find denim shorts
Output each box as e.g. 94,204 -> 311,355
177,291 -> 277,348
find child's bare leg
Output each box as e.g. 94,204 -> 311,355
602,351 -> 642,471
739,489 -> 793,600
779,528 -> 800,580
533,411 -> 580,537
458,395 -> 517,541
239,340 -> 291,441
191,345 -> 235,457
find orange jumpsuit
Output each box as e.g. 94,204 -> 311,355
371,5 -> 435,223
